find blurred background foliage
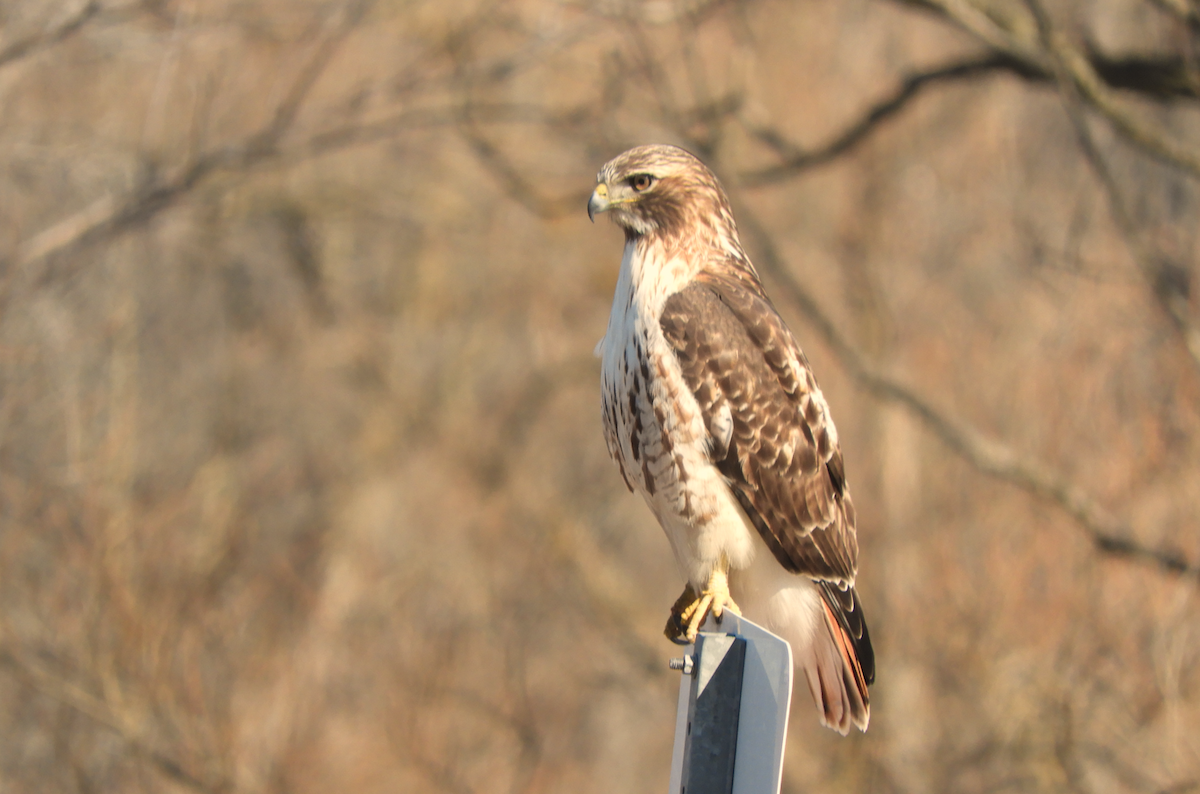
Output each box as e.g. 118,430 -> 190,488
0,0 -> 1197,792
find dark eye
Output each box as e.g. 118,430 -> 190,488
630,174 -> 654,192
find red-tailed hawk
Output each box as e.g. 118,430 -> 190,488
589,144 -> 874,733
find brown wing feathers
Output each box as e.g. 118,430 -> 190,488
659,280 -> 858,583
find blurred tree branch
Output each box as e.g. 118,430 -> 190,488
256,0 -> 376,148
741,33 -> 1200,187
1146,0 -> 1200,34
4,1 -> 600,301
461,128 -> 593,218
1020,0 -> 1200,376
0,647 -> 229,793
739,55 -> 1025,186
5,0 -> 371,290
890,0 -> 1200,177
738,47 -> 1200,187
6,102 -> 579,287
0,1 -> 101,70
1080,740 -> 1200,794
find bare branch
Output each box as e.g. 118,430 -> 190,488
0,647 -> 227,793
1022,0 -> 1200,375
2,99 -> 581,297
3,0 -> 606,301
1066,125 -> 1200,379
1079,740 -> 1200,794
895,0 -> 1051,65
459,129 -> 592,219
0,2 -> 101,70
1143,0 -> 1200,36
888,0 -> 1200,179
738,54 -> 1029,187
252,0 -> 375,150
740,42 -> 1200,187
1054,41 -> 1200,179
1,1 -> 432,299
1089,50 -> 1200,100
6,144 -> 241,278
732,205 -> 1200,581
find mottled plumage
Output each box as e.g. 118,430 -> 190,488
590,144 -> 873,733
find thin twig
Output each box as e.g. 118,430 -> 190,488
3,99 -> 582,293
254,0 -> 375,149
889,0 -> 1200,179
741,42 -> 1200,187
1054,41 -> 1200,179
1144,0 -> 1200,33
740,55 -> 1035,186
3,1 -> 377,293
0,648 -> 226,793
459,128 -> 593,219
1022,0 -> 1200,376
0,2 -> 101,70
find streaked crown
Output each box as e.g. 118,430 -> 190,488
589,144 -> 738,242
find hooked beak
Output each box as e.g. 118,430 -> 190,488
587,182 -> 610,223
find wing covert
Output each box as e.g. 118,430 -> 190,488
659,276 -> 859,583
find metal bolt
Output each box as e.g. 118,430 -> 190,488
668,655 -> 694,675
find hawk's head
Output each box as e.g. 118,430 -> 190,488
588,144 -> 735,240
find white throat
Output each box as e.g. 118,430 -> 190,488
595,238 -> 698,360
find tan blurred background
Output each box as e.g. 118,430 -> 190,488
1,0 -> 1198,792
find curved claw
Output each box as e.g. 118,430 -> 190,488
664,583 -> 697,644
662,570 -> 741,644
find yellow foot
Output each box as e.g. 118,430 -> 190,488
664,584 -> 697,644
663,569 -> 741,645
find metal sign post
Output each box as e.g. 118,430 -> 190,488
667,612 -> 793,794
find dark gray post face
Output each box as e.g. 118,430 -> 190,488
679,633 -> 748,794
668,614 -> 794,794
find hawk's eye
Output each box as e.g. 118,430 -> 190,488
630,174 -> 654,192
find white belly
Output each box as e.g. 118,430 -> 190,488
644,454 -> 759,590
